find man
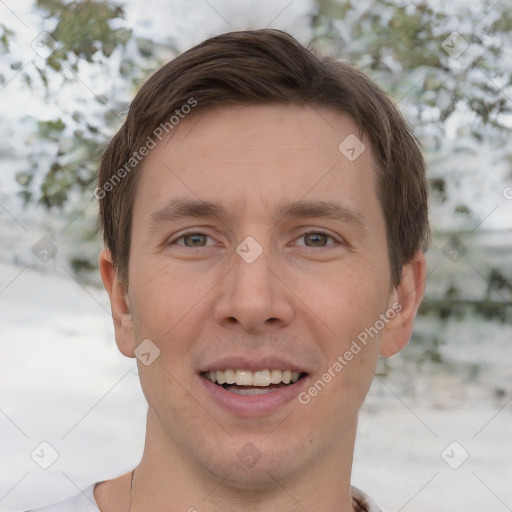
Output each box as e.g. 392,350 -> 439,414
31,29 -> 428,511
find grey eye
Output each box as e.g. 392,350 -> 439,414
302,233 -> 331,247
182,234 -> 208,247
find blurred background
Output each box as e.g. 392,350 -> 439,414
1,1 -> 511,511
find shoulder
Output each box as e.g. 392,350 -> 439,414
351,485 -> 385,512
25,484 -> 100,512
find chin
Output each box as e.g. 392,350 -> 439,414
219,471 -> 286,491
197,437 -> 310,491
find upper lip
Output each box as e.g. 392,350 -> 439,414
199,356 -> 309,374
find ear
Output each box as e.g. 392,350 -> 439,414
99,249 -> 136,358
380,251 -> 427,357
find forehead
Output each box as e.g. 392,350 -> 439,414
132,104 -> 380,224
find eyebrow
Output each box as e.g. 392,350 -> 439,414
147,198 -> 229,231
274,200 -> 366,228
146,198 -> 366,231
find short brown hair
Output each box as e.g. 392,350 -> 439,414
97,29 -> 429,287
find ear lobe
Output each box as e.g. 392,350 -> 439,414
380,251 -> 427,358
99,249 -> 136,358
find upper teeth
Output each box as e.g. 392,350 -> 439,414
207,369 -> 301,386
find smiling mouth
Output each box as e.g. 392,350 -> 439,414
201,369 -> 307,395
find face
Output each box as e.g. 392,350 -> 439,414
101,104 -> 424,490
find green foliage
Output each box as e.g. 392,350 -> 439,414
312,0 -> 512,223
8,0 -> 162,213
0,23 -> 14,53
37,118 -> 66,137
37,0 -> 131,67
312,0 -> 512,132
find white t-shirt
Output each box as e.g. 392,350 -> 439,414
26,484 -> 384,511
26,484 -> 97,511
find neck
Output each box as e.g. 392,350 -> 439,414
128,409 -> 358,512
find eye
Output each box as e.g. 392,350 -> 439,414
295,231 -> 337,247
172,232 -> 216,248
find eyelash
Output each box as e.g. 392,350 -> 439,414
294,229 -> 338,247
169,229 -> 340,248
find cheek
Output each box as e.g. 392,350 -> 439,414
305,265 -> 390,404
129,260 -> 205,330
309,263 -> 390,340
127,258 -> 226,384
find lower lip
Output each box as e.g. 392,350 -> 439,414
199,374 -> 309,416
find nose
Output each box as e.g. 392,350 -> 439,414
212,241 -> 295,334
